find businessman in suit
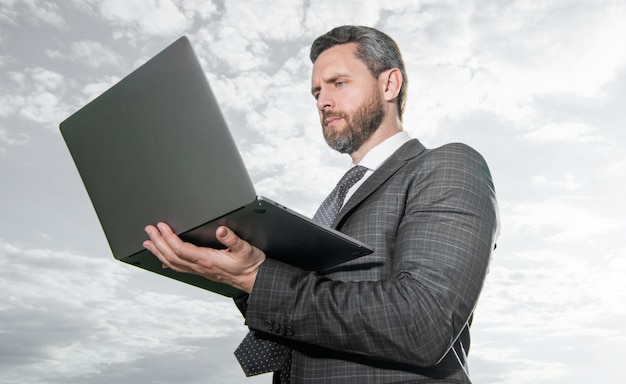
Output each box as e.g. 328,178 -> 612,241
143,25 -> 499,383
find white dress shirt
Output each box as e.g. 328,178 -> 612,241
343,131 -> 412,206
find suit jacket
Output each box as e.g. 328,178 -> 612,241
241,139 -> 499,383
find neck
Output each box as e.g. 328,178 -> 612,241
350,117 -> 403,164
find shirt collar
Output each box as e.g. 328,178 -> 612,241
354,131 -> 411,171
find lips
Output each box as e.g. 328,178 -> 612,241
322,111 -> 346,127
324,116 -> 342,126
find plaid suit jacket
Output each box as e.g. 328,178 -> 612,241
242,139 -> 499,383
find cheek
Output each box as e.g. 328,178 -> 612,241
343,90 -> 368,113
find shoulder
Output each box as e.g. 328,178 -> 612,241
422,142 -> 486,165
403,142 -> 495,190
398,141 -> 489,173
393,140 -> 487,166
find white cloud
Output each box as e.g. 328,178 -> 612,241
0,238 -> 246,382
69,40 -> 124,68
505,198 -> 622,245
304,0 -> 382,32
99,0 -> 192,37
47,41 -> 124,69
179,0 -> 217,19
0,0 -> 67,28
381,0 -> 626,139
18,92 -> 64,125
0,127 -> 29,152
4,68 -> 72,128
222,0 -> 306,41
531,173 -> 582,191
195,26 -> 271,73
0,95 -> 18,117
466,0 -> 626,97
0,0 -> 18,24
601,157 -> 626,181
473,243 -> 626,382
472,346 -> 569,384
80,75 -> 122,102
69,0 -> 218,42
522,122 -> 604,143
30,67 -> 64,90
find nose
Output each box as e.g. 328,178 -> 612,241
316,89 -> 334,111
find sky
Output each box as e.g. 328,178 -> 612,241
1,0 -> 625,383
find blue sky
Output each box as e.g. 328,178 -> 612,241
1,0 -> 625,383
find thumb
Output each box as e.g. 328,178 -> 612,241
216,226 -> 245,252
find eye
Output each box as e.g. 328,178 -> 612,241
336,81 -> 346,88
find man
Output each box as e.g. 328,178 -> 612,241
144,25 -> 499,383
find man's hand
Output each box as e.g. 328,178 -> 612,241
143,223 -> 266,293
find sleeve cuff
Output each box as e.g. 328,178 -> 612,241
245,257 -> 303,333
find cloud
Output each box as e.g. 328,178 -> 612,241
101,0 -> 189,36
304,0 -> 382,32
27,67 -> 65,90
0,127 -> 29,153
505,197 -> 622,246
465,1 -> 626,97
470,346 -> 569,384
194,27 -> 272,73
222,0 -> 307,41
67,40 -> 124,68
0,0 -> 67,28
0,238 -> 249,383
0,94 -> 18,118
521,122 -> 604,143
530,173 -> 582,191
472,245 -> 626,383
179,0 -> 218,20
2,67 -> 75,128
379,0 -> 626,141
80,75 -> 122,102
93,0 -> 217,39
18,92 -> 65,126
54,347 -> 251,384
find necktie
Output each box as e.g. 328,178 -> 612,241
234,330 -> 290,377
234,165 -> 367,382
313,165 -> 368,227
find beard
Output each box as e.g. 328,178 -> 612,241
322,91 -> 385,154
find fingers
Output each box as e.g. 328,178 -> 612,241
143,224 -> 173,269
144,223 -> 198,271
142,223 -> 264,293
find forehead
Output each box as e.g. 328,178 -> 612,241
311,43 -> 370,82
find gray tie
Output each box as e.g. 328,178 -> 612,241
234,330 -> 290,377
234,165 -> 367,382
313,165 -> 368,227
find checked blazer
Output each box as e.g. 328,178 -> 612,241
239,139 -> 499,383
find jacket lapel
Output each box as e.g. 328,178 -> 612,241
332,139 -> 426,228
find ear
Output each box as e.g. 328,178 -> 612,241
379,68 -> 402,103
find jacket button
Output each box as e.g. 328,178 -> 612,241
265,320 -> 274,331
285,326 -> 294,336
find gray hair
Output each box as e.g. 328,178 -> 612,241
310,25 -> 408,120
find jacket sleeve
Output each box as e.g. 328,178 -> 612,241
243,143 -> 499,367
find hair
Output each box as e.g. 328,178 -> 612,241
310,25 -> 408,120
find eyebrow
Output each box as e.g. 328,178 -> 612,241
311,73 -> 350,95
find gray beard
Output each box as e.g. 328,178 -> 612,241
323,93 -> 385,154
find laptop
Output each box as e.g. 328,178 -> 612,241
59,36 -> 373,297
